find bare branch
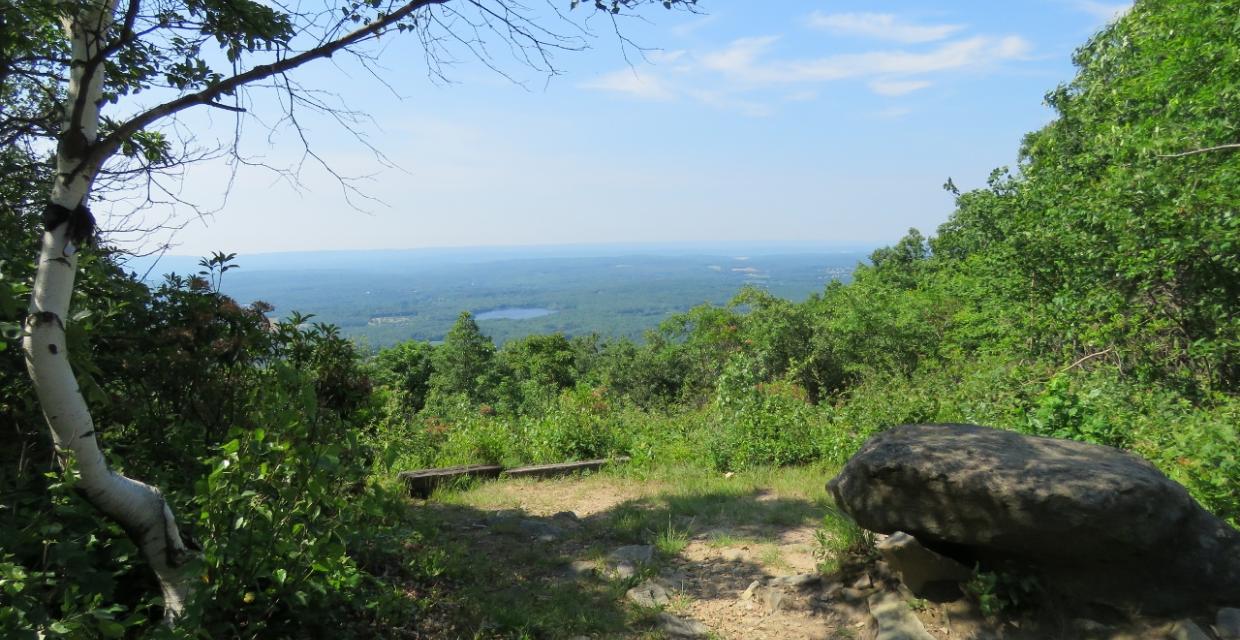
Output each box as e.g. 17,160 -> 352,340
93,0 -> 450,171
205,101 -> 247,113
1158,143 -> 1240,158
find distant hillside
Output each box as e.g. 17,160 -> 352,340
126,246 -> 868,347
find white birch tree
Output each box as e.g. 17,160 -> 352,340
15,0 -> 695,622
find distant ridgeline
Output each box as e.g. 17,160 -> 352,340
126,248 -> 867,348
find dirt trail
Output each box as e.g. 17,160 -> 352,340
409,470 -> 1187,640
413,470 -> 887,639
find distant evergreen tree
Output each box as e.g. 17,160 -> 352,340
430,312 -> 500,404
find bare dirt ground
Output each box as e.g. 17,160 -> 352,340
403,468 -> 1216,640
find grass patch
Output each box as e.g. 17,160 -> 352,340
654,517 -> 691,556
814,507 -> 875,573
758,544 -> 786,570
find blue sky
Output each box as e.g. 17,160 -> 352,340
134,0 -> 1130,257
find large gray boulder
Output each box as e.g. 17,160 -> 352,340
827,424 -> 1240,614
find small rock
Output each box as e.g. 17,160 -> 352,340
567,560 -> 597,578
1168,619 -> 1211,640
876,531 -> 972,596
551,511 -> 581,529
741,580 -> 762,601
626,579 -> 670,608
820,579 -> 844,600
484,509 -> 522,523
656,613 -> 709,638
518,519 -> 563,542
1219,608 -> 1240,640
659,569 -> 688,587
1072,618 -> 1111,634
841,586 -> 878,601
763,588 -> 785,614
851,573 -> 874,589
609,545 -> 654,565
770,574 -> 822,590
868,591 -> 935,640
608,545 -> 654,579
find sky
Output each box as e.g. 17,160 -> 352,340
111,0 -> 1132,257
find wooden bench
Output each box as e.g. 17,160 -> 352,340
399,464 -> 503,498
501,457 -> 629,479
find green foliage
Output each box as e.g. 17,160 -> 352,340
707,356 -> 819,471
964,568 -> 1040,618
814,508 -> 875,574
521,386 -> 622,464
428,312 -> 501,407
190,362 -> 399,637
653,517 -> 690,557
1026,375 -> 1129,448
0,468 -> 153,640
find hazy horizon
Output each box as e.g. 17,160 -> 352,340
103,1 -> 1131,257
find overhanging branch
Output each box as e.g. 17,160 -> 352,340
92,0 -> 448,171
1158,142 -> 1240,158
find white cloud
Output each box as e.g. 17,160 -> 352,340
700,35 -> 1032,86
699,36 -> 781,77
874,106 -> 913,119
1070,1 -> 1132,24
782,90 -> 818,103
685,89 -> 773,117
582,20 -> 1033,117
869,79 -> 932,96
806,12 -> 965,44
670,13 -> 719,38
579,69 -> 675,101
647,49 -> 687,64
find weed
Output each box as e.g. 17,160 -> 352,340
814,507 -> 874,573
963,567 -> 1040,617
654,517 -> 691,556
758,545 -> 784,568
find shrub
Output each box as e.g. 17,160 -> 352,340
708,357 -> 819,471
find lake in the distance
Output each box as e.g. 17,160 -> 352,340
475,307 -> 556,321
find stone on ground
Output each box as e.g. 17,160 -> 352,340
868,591 -> 935,640
1218,608 -> 1240,640
655,612 -> 709,638
769,573 -> 822,589
608,544 -> 654,579
566,559 -> 596,578
1168,619 -> 1212,640
828,423 -> 1240,613
876,531 -> 972,597
626,579 -> 671,608
517,519 -> 562,542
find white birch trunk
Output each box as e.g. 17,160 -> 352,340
22,0 -> 195,622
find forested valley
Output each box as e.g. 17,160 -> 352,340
1,0 -> 1237,638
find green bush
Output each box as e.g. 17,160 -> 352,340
708,357 -> 819,471
189,363 -> 404,637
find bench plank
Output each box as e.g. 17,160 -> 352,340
399,464 -> 503,498
501,457 -> 628,479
